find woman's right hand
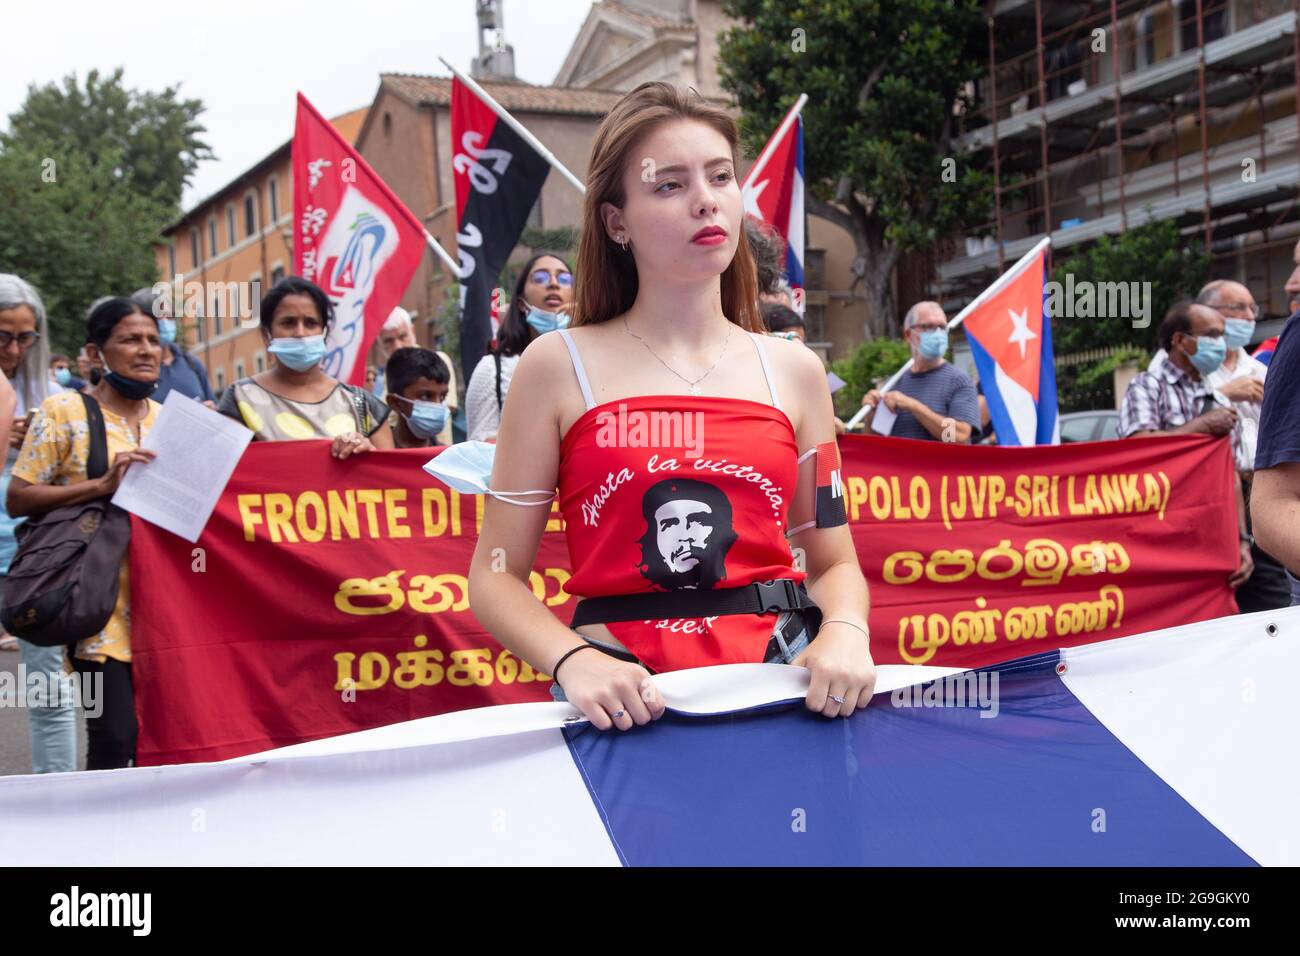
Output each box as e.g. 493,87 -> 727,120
555,649 -> 666,731
97,448 -> 157,495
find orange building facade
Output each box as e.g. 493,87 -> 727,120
153,109 -> 368,394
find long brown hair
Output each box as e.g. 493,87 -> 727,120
571,82 -> 763,332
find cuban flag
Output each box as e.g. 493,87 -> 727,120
742,95 -> 806,307
962,238 -> 1060,445
1,609 -> 1295,865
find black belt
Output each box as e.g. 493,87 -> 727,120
570,578 -> 820,628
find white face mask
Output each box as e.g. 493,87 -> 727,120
422,441 -> 555,506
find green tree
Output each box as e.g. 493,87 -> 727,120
3,67 -> 213,211
719,0 -> 991,339
1050,218 -> 1209,354
0,142 -> 172,355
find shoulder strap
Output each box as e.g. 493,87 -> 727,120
748,332 -> 782,411
341,383 -> 372,433
78,392 -> 110,480
493,351 -> 504,412
556,329 -> 595,411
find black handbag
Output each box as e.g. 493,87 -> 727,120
1,392 -> 132,647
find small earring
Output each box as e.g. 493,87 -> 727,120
617,234 -> 628,250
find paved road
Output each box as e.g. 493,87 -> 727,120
0,647 -> 88,775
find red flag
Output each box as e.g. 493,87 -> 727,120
291,93 -> 426,385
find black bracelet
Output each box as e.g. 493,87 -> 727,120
551,643 -> 600,686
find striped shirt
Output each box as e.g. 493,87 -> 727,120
1119,357 -> 1249,471
891,362 -> 981,441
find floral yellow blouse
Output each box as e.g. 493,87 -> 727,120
11,391 -> 161,663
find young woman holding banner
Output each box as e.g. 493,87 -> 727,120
466,82 -> 874,732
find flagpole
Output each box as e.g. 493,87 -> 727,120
438,57 -> 587,195
424,230 -> 461,276
742,93 -> 808,189
846,236 -> 1052,430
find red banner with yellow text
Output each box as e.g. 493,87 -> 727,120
131,443 -> 567,766
131,433 -> 1239,765
838,432 -> 1238,667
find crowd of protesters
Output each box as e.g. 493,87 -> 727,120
1,217 -> 1297,771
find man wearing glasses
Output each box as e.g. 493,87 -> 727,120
1194,280 -> 1289,612
859,301 -> 980,443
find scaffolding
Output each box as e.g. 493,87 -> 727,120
937,0 -> 1300,321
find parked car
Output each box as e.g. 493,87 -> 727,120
1059,410 -> 1120,443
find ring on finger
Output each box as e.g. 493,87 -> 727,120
611,709 -> 626,719
829,694 -> 846,705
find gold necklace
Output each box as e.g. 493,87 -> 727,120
622,316 -> 732,396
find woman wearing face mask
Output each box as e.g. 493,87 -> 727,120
7,296 -> 165,769
129,288 -> 214,405
465,252 -> 574,443
464,83 -> 875,733
216,277 -> 393,457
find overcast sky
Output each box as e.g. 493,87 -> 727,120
1,0 -> 593,207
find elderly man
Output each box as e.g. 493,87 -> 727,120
1193,279 -> 1289,611
1119,301 -> 1254,592
372,307 -> 457,445
860,301 -> 980,442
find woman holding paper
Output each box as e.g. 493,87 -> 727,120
7,296 -> 163,769
216,277 -> 393,456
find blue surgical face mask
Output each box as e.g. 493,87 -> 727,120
157,318 -> 178,345
397,397 -> 448,440
917,328 -> 948,360
525,306 -> 570,334
1223,318 -> 1255,350
54,367 -> 72,386
422,440 -> 555,506
268,334 -> 327,372
1185,334 -> 1227,376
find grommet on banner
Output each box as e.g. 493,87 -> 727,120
1055,661 -> 1068,675
1266,621 -> 1280,637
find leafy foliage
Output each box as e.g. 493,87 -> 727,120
828,337 -> 912,419
719,0 -> 991,336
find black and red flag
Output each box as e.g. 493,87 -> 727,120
450,77 -> 551,384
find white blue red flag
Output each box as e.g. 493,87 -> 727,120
4,608 -> 1296,865
291,93 -> 426,386
962,241 -> 1060,445
742,98 -> 806,305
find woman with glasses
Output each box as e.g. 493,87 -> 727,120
0,275 -> 78,773
465,252 -> 574,442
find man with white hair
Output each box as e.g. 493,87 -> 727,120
859,301 -> 980,442
372,307 -> 457,445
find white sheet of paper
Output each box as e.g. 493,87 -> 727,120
112,391 -> 252,542
871,401 -> 897,436
826,371 -> 847,394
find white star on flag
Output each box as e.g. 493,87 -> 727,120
742,178 -> 769,219
1007,307 -> 1038,360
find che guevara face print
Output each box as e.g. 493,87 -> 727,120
637,478 -> 737,590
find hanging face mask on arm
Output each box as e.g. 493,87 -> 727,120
268,335 -> 328,372
423,440 -> 555,506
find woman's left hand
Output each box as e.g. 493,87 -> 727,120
792,621 -> 876,718
330,432 -> 375,459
